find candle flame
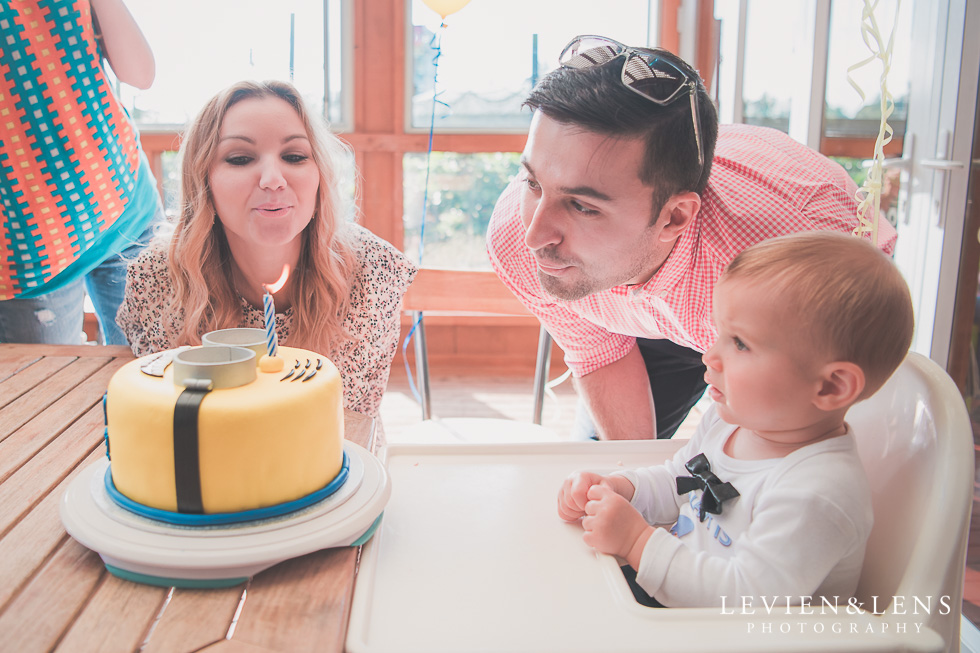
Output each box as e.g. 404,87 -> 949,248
264,265 -> 290,294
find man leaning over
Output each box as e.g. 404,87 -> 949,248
487,36 -> 896,440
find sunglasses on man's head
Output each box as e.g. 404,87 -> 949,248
558,35 -> 705,184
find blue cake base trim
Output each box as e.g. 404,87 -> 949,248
105,564 -> 248,589
104,451 -> 350,526
351,512 -> 384,547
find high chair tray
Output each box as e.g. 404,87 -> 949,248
346,441 -> 943,653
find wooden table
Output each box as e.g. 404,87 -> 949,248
0,343 -> 377,653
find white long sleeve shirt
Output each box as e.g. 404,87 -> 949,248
616,405 -> 872,607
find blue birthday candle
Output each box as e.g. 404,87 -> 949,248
263,288 -> 278,358
262,265 -> 290,358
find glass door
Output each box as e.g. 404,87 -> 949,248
890,0 -> 978,366
888,0 -> 980,638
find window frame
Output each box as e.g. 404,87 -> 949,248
327,0 -> 356,132
137,0 -> 721,303
716,0 -> 905,158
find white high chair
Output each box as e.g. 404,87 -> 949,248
845,350 -> 974,650
348,352 -> 973,653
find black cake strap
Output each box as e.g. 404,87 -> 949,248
173,378 -> 213,514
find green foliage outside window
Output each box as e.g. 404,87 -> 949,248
403,151 -> 521,269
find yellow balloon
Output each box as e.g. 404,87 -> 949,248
421,0 -> 471,19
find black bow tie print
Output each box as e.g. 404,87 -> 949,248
675,453 -> 740,522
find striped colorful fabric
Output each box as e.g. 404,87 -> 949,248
0,0 -> 143,299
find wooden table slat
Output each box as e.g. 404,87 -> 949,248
141,586 -> 246,653
0,355 -> 111,443
0,537 -> 107,652
0,403 -> 105,537
0,447 -> 103,610
199,637 -> 280,652
0,357 -> 125,484
0,343 -> 134,357
0,352 -> 49,397
55,573 -> 170,653
0,356 -> 79,413
228,548 -> 360,653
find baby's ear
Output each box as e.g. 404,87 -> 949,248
814,362 -> 866,411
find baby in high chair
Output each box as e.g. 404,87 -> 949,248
557,231 -> 914,607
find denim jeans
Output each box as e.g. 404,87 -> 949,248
0,217 -> 161,346
0,279 -> 86,344
83,223 -> 159,346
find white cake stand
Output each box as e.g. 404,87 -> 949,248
60,441 -> 389,587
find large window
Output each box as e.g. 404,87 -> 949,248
116,0 -> 662,267
714,0 -> 908,197
119,0 -> 913,265
402,152 -> 519,269
408,0 -> 654,132
117,0 -> 342,127
404,0 -> 657,268
735,0 -> 805,132
114,0 -> 348,217
824,0 -> 910,138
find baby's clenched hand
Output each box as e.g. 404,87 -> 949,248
581,483 -> 652,561
557,471 -> 605,521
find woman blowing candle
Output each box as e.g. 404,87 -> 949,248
117,80 -> 416,417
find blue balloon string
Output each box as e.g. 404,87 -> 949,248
402,25 -> 447,406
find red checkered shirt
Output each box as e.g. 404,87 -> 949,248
487,124 -> 897,377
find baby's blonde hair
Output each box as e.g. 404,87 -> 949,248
722,231 -> 913,397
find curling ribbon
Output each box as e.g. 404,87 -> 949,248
402,24 -> 451,404
846,0 -> 901,249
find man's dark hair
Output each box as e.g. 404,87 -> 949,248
524,49 -> 718,217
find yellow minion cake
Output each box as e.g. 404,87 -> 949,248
104,341 -> 344,518
61,328 -> 391,587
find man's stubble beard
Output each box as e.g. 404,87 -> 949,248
537,270 -> 601,302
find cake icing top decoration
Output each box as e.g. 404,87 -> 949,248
172,345 -> 256,390
140,346 -> 191,377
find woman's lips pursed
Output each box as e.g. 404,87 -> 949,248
254,205 -> 291,216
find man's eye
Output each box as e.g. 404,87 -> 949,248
571,200 -> 598,215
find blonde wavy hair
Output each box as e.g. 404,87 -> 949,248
166,80 -> 356,355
